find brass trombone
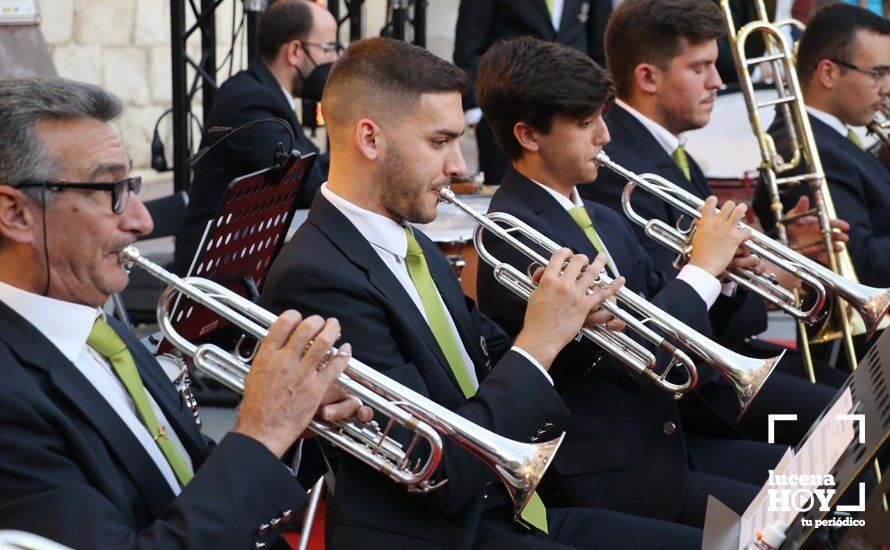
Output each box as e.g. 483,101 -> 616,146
439,188 -> 781,417
597,151 -> 890,340
719,0 -> 877,377
119,246 -> 562,521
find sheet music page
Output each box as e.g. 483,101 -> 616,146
737,388 -> 854,549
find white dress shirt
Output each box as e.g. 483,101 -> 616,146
0,281 -> 192,496
320,183 -> 553,386
280,85 -> 297,113
614,98 -> 737,300
531,181 -> 722,308
806,106 -> 852,138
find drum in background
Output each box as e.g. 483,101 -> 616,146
414,194 -> 492,301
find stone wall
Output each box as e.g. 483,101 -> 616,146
37,0 -> 460,178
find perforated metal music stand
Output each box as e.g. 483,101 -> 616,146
161,152 -> 316,352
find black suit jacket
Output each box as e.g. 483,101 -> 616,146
579,102 -> 768,346
0,301 -> 306,548
753,113 -> 890,287
176,58 -> 325,274
453,0 -> 611,111
476,167 -> 716,520
261,193 -> 569,549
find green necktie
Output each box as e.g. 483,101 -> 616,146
568,206 -> 616,276
545,0 -> 554,14
403,228 -> 549,533
847,129 -> 864,150
88,317 -> 194,487
672,145 -> 692,181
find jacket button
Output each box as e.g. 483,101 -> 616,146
663,421 -> 677,436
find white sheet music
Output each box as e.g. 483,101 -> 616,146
737,388 -> 854,549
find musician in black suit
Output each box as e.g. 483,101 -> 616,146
263,37 -> 701,548
0,77 -> 370,548
474,35 -> 788,529
577,0 -> 840,445
753,4 -> 890,288
176,0 -> 340,274
453,0 -> 612,188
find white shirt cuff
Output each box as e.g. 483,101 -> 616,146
677,264 -> 721,309
510,345 -> 554,386
465,107 -> 483,126
720,281 -> 738,297
285,439 -> 303,476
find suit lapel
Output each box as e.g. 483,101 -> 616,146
499,168 -> 600,257
306,194 -> 468,394
533,0 -> 557,36
0,302 -> 175,520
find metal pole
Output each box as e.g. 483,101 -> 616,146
170,0 -> 190,194
413,0 -> 427,47
200,0 -> 217,121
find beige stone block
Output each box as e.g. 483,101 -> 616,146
115,104 -> 166,170
135,0 -> 169,46
41,0 -> 74,45
148,46 -> 172,104
103,47 -> 151,106
51,43 -> 103,85
74,0 -> 135,45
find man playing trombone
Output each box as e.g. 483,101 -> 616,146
0,77 -> 372,548
474,35 -> 787,530
262,37 -> 702,548
753,4 -> 890,289
580,0 -> 840,446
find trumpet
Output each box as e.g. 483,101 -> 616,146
438,188 -> 780,417
596,151 -> 890,340
868,101 -> 890,148
119,246 -> 562,521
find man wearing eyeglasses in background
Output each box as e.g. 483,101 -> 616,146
0,76 -> 372,548
176,0 -> 341,275
753,3 -> 890,290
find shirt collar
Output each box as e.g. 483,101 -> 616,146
806,106 -> 850,138
530,179 -> 584,211
615,98 -> 687,156
320,182 -> 410,258
280,85 -> 297,113
0,280 -> 101,363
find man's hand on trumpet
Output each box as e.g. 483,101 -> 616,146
234,312 -> 374,458
688,196 -> 754,278
515,249 -> 626,371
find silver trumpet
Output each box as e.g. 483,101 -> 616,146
119,246 -> 563,521
596,151 -> 890,340
439,189 -> 780,417
868,101 -> 890,148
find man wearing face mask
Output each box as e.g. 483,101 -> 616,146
176,0 -> 339,275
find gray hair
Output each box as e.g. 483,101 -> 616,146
0,77 -> 122,203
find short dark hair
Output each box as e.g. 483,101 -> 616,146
321,37 -> 467,135
256,0 -> 314,63
796,3 -> 890,87
475,37 -> 614,161
606,0 -> 725,98
0,77 -> 121,199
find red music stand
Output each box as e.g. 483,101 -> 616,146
165,152 -> 316,350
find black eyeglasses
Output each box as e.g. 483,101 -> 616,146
14,177 -> 142,214
828,59 -> 890,87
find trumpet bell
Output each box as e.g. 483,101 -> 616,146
501,433 -> 565,522
733,350 -> 785,419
